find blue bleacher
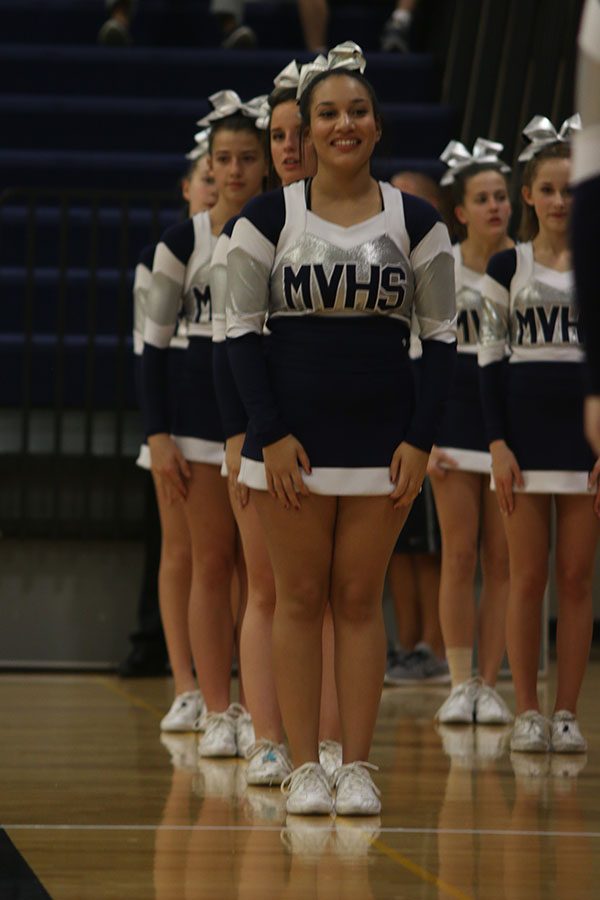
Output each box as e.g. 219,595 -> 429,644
1,0 -> 454,411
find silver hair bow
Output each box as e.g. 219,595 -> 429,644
186,127 -> 211,161
440,138 -> 511,186
197,90 -> 269,127
254,61 -> 302,130
296,41 -> 367,99
517,114 -> 582,162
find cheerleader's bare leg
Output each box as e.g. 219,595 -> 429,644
252,491 -> 337,766
183,462 -> 237,712
330,496 -> 408,762
553,495 -> 598,713
478,484 -> 510,685
318,607 -> 341,742
502,493 -> 552,714
152,473 -> 194,695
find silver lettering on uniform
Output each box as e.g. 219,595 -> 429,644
480,296 -> 507,346
456,285 -> 481,345
511,280 -> 580,347
274,233 -> 414,319
184,253 -> 213,324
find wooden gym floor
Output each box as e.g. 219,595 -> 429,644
1,666 -> 599,899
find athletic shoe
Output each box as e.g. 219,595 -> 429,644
385,642 -> 450,685
221,25 -> 257,49
159,733 -> 198,772
160,690 -> 205,732
333,762 -> 381,816
550,711 -> 587,753
380,12 -> 410,53
436,723 -> 476,767
280,816 -> 333,857
198,707 -> 238,757
192,706 -> 208,733
435,678 -> 479,724
246,740 -> 292,787
510,710 -> 551,753
475,683 -> 514,725
318,740 -> 343,781
233,705 -> 255,758
281,763 -> 334,816
383,648 -> 407,685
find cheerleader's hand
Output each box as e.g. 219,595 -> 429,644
148,433 -> 191,502
389,442 -> 429,510
226,433 -> 249,509
262,434 -> 311,510
490,439 -> 523,515
427,446 -> 459,479
587,459 -> 600,518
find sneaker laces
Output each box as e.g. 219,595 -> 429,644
226,702 -> 248,720
280,762 -> 329,797
204,709 -> 235,734
518,710 -> 546,734
333,761 -> 381,798
319,740 -> 341,756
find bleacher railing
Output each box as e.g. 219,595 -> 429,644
0,187 -> 177,539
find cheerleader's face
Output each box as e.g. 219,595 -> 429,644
455,170 -> 511,240
522,157 -> 572,235
210,128 -> 267,205
270,100 -> 317,185
182,155 -> 218,216
307,75 -> 381,172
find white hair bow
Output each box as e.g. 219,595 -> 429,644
186,126 -> 211,161
274,60 -> 302,92
440,138 -> 510,186
296,41 -> 367,99
517,114 -> 582,162
197,90 -> 269,127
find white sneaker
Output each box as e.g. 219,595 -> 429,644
231,704 -> 255,758
192,706 -> 209,733
510,710 -> 551,753
475,683 -> 514,725
550,711 -> 587,753
246,740 -> 292,786
333,762 -> 381,816
435,678 -> 478,724
281,763 -> 334,816
198,707 -> 238,757
160,690 -> 205,732
318,740 -> 343,781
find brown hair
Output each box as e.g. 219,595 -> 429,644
518,142 -> 571,241
265,87 -> 297,189
449,163 -> 510,242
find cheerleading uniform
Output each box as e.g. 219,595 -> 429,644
435,244 -> 492,473
134,243 -> 188,470
226,180 -> 457,495
142,212 -> 224,465
479,242 -> 594,493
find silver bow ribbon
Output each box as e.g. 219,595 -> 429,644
186,126 -> 211,161
274,60 -> 301,92
517,114 -> 582,162
440,137 -> 511,186
197,90 -> 269,127
296,41 -> 367,99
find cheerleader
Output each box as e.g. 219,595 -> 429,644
479,115 -> 600,753
226,42 -> 456,815
573,0 -> 600,455
430,139 -> 514,725
142,93 -> 267,756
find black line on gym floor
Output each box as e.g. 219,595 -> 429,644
0,829 -> 52,899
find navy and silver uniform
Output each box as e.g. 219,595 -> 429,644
435,243 -> 492,473
142,211 -> 223,465
134,243 -> 188,470
226,180 -> 457,495
479,242 -> 594,493
573,0 -> 600,392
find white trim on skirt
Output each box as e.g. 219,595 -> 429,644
136,443 -> 151,470
239,457 -> 396,496
491,470 -> 593,495
436,447 -> 491,474
172,435 -> 224,466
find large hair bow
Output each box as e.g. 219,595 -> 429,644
274,60 -> 302,92
296,41 -> 366,99
517,114 -> 582,162
197,90 -> 269,127
440,138 -> 510,186
186,126 -> 211,161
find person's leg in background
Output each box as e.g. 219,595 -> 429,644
210,0 -> 257,48
381,0 -> 418,53
297,0 -> 329,52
